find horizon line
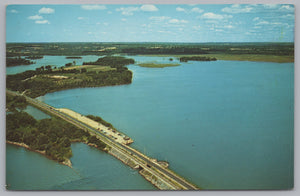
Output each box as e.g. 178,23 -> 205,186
6,41 -> 295,44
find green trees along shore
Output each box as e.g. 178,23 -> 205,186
6,42 -> 294,63
6,57 -> 35,67
6,93 -> 107,165
83,56 -> 135,68
86,115 -> 114,129
179,56 -> 217,62
6,56 -> 135,98
6,56 -> 136,164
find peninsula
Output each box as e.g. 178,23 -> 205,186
6,56 -> 134,98
6,57 -> 35,67
6,93 -> 107,167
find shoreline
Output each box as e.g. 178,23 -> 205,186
6,141 -> 72,168
6,90 -> 199,190
137,54 -> 294,63
136,63 -> 180,68
6,140 -> 108,169
7,141 -> 164,189
6,140 -> 189,190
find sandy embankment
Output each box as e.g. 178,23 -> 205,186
57,108 -> 133,145
6,141 -> 72,168
46,75 -> 69,79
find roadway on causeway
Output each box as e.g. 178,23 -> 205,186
7,90 -> 199,190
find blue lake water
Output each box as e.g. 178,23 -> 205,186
6,56 -> 294,189
6,55 -> 100,75
6,143 -> 155,190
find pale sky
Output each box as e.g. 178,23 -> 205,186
6,4 -> 295,42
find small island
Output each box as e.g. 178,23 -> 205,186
66,56 -> 82,59
137,63 -> 180,68
179,56 -> 217,62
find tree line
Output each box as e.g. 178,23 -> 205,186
86,115 -> 114,129
6,42 -> 294,57
83,56 -> 135,68
6,57 -> 35,67
6,65 -> 133,98
179,56 -> 217,62
6,93 -> 107,163
6,93 -> 27,112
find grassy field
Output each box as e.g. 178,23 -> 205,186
140,54 -> 294,63
64,65 -> 116,72
137,63 -> 180,68
7,65 -> 132,98
204,54 -> 294,63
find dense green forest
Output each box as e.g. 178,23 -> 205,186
6,57 -> 35,67
83,56 -> 135,68
6,42 -> 294,57
6,93 -> 107,164
6,68 -> 132,98
6,56 -> 134,98
6,94 -> 27,112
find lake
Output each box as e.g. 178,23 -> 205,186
6,143 -> 155,190
6,55 -> 101,75
7,56 -> 294,189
